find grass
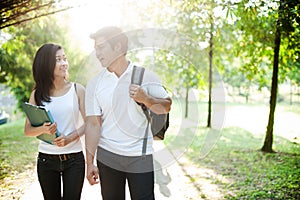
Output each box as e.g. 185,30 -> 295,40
186,127 -> 300,199
0,118 -> 38,181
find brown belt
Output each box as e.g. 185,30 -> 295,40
38,152 -> 82,161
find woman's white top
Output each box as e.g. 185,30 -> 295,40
38,83 -> 83,154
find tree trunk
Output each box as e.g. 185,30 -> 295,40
261,17 -> 281,153
207,21 -> 213,128
298,86 -> 300,103
290,80 -> 293,105
185,86 -> 189,118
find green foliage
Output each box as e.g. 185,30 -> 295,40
1,27 -> 34,105
154,49 -> 206,96
228,1 -> 274,92
279,0 -> 300,85
233,0 -> 300,87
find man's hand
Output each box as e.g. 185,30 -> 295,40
86,163 -> 99,185
129,84 -> 147,103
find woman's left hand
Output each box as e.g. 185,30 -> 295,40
54,134 -> 69,147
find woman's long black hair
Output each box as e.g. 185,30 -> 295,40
32,43 -> 62,106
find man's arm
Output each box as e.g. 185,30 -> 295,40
85,115 -> 102,185
129,84 -> 172,114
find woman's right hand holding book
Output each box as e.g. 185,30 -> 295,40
42,122 -> 57,135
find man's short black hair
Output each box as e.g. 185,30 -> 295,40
90,26 -> 128,54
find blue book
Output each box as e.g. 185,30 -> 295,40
21,102 -> 60,144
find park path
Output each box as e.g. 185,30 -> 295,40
224,105 -> 300,142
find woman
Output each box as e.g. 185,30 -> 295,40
24,43 -> 86,200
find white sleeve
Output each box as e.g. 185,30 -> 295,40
85,77 -> 102,116
142,69 -> 168,99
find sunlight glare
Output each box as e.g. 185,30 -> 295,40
67,0 -> 123,53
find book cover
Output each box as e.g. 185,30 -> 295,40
21,102 -> 60,144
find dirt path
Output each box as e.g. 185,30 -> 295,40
225,105 -> 300,141
0,168 -> 36,199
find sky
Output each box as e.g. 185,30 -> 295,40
58,0 -> 172,53
61,0 -> 124,53
59,0 -> 233,54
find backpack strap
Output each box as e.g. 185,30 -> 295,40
131,65 -> 145,85
141,104 -> 152,157
131,66 -> 150,157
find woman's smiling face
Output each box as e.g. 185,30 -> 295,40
54,48 -> 69,79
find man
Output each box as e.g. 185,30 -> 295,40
85,26 -> 172,200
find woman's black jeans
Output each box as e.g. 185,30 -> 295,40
37,151 -> 85,200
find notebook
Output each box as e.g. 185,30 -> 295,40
21,102 -> 60,144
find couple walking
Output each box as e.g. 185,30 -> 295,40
24,26 -> 172,200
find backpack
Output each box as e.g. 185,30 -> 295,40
131,65 -> 170,144
139,103 -> 169,140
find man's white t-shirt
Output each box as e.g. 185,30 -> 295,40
85,62 -> 168,156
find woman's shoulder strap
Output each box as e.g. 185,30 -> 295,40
74,82 -> 77,93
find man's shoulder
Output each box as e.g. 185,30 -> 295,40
131,64 -> 157,79
142,68 -> 161,84
87,70 -> 106,85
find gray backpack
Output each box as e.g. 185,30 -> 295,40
131,66 -> 170,155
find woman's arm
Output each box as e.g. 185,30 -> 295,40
55,83 -> 86,146
24,90 -> 58,137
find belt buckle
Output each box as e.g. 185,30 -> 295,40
59,154 -> 67,161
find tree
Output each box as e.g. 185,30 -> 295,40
232,0 -> 299,152
207,4 -> 214,128
0,0 -> 74,29
262,0 -> 300,152
176,0 -> 236,124
262,9 -> 281,153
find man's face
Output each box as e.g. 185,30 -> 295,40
94,37 -> 119,68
